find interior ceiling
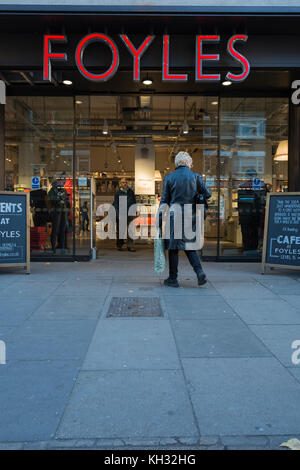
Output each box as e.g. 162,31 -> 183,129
5,95 -> 289,172
5,94 -> 288,144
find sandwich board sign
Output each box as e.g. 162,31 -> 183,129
0,191 -> 30,273
262,192 -> 300,274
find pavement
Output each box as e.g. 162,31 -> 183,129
0,250 -> 300,450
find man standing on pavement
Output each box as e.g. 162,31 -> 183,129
159,151 -> 211,287
113,178 -> 136,252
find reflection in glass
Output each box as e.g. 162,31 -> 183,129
5,96 -> 74,256
220,97 -> 289,258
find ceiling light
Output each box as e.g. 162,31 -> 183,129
102,119 -> 109,135
76,100 -> 83,104
142,75 -> 153,86
63,80 -> 72,86
274,140 -> 288,161
182,96 -> 189,134
183,119 -> 189,135
155,170 -> 162,181
222,80 -> 232,86
211,101 -> 218,105
118,159 -> 121,163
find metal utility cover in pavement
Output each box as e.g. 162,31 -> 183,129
107,297 -> 163,317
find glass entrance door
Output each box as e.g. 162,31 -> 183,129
219,97 -> 289,259
73,176 -> 95,257
74,94 -> 219,257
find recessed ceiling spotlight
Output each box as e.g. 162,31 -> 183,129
63,80 -> 72,86
102,119 -> 109,135
222,80 -> 232,86
76,100 -> 83,104
211,101 -> 218,105
142,76 -> 153,86
183,119 -> 189,135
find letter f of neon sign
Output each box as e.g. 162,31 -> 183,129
43,35 -> 68,82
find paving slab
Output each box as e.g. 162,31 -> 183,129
0,361 -> 80,442
257,278 -> 300,295
161,280 -> 218,296
0,276 -> 20,288
280,295 -> 300,311
56,370 -> 199,439
164,295 -> 237,320
111,277 -> 160,285
1,281 -> 61,299
288,368 -> 300,382
0,271 -> 31,281
212,280 -> 278,300
1,258 -> 300,445
30,296 -> 105,321
221,435 -> 269,447
54,279 -> 111,296
83,319 -> 180,370
7,320 -> 97,361
0,327 -> 15,341
171,319 -> 271,358
225,298 -> 300,325
182,357 -> 300,436
249,324 -> 300,367
0,298 -> 44,326
109,285 -> 162,297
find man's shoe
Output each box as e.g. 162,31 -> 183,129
127,248 -> 136,252
197,271 -> 207,286
164,278 -> 179,288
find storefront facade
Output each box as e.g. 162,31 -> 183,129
1,3 -> 300,261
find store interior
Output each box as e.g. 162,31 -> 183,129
4,94 -> 289,259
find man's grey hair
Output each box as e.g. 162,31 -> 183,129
174,151 -> 193,169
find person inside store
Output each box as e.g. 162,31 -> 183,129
80,201 -> 89,232
30,187 -> 49,227
113,177 -> 137,252
159,151 -> 211,287
48,178 -> 71,254
238,169 -> 266,252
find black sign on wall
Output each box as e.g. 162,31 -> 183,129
262,193 -> 300,273
0,192 -> 30,273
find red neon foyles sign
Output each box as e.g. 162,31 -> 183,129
75,34 -> 119,81
43,34 -> 68,81
43,34 -> 250,83
120,35 -> 154,81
